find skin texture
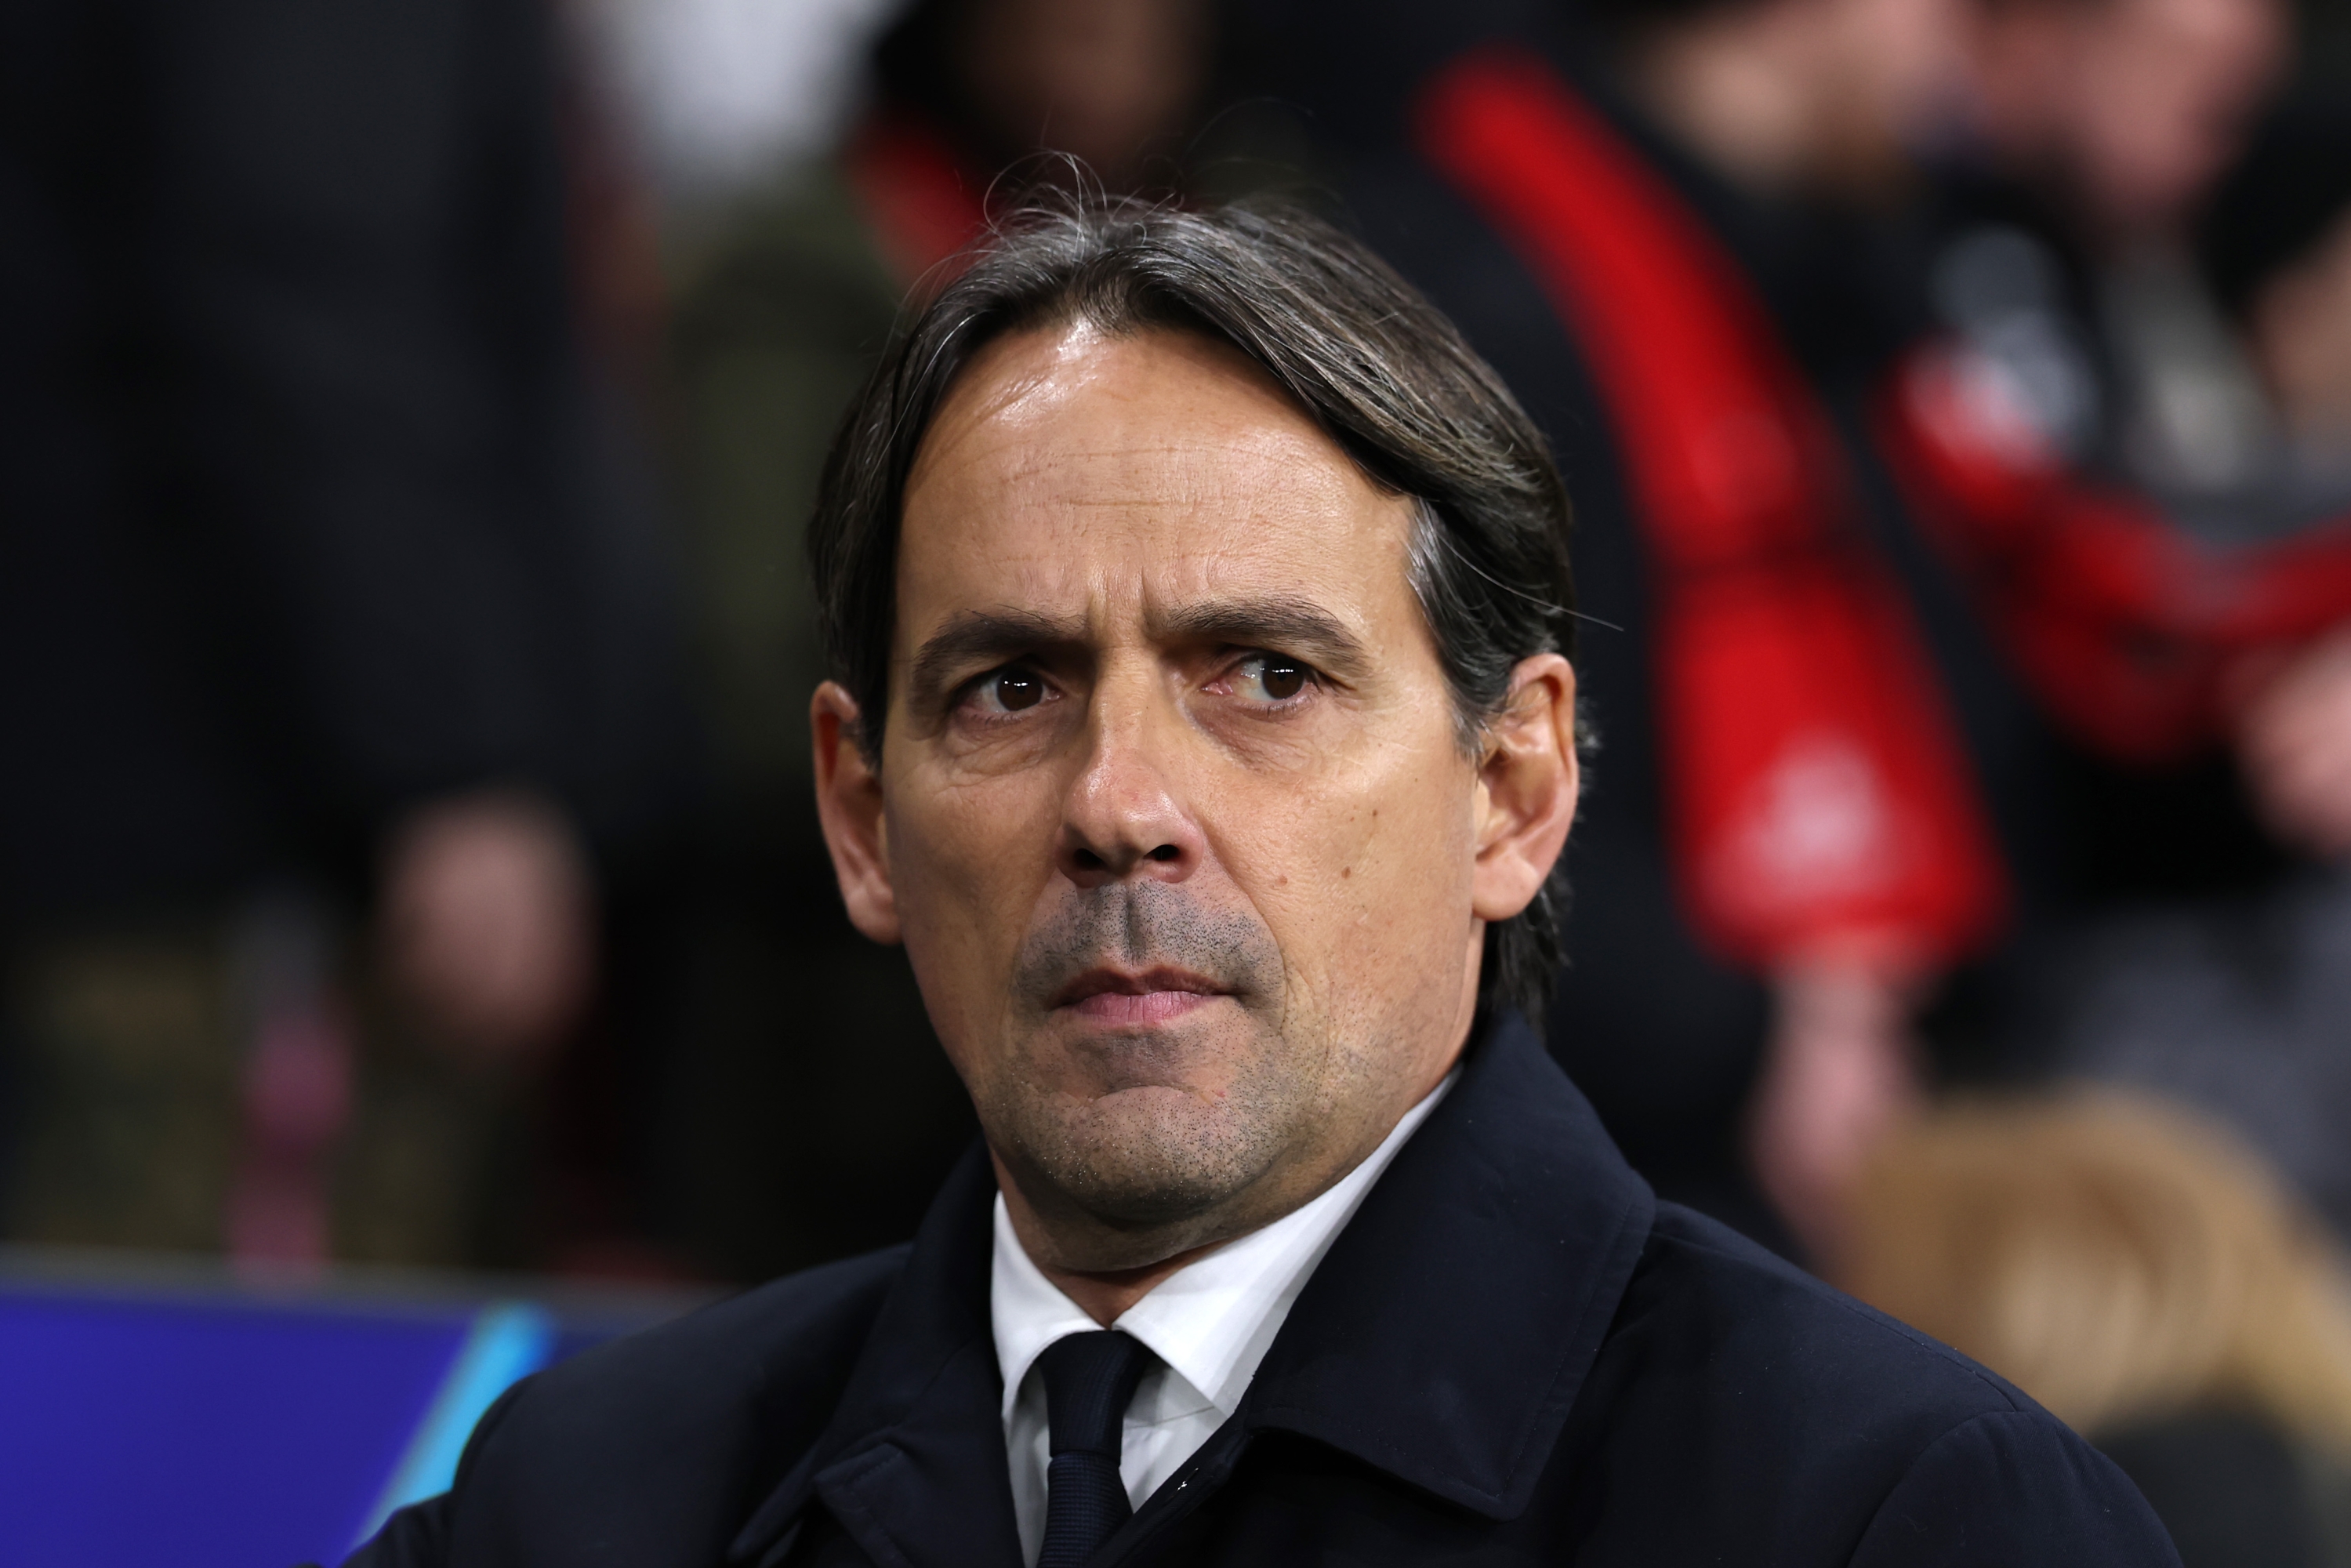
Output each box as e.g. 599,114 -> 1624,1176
812,325 -> 1579,1323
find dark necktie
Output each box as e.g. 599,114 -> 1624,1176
1035,1329 -> 1152,1568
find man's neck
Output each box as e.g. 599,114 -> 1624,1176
989,1145 -> 1360,1327
993,1199 -> 1221,1326
991,1061 -> 1464,1325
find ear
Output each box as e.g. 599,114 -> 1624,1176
1471,654 -> 1580,923
812,681 -> 902,944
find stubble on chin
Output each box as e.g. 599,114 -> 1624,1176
972,880 -> 1322,1259
985,1069 -> 1290,1235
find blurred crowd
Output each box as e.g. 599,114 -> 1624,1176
5,0 -> 2351,1557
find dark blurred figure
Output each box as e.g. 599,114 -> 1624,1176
1301,0 -> 2351,1260
1879,4 -> 2351,1236
0,0 -> 689,1267
1946,98 -> 2351,1236
1319,0 -> 1996,1254
645,0 -> 1246,1282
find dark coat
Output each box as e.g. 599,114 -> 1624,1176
349,1015 -> 2175,1568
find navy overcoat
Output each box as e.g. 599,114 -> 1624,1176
350,1017 -> 2175,1567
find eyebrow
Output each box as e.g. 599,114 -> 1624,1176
1151,597 -> 1371,678
902,594 -> 1375,710
906,608 -> 1087,709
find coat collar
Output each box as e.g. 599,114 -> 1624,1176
728,1014 -> 1656,1566
727,1141 -> 1017,1568
1233,1011 -> 1655,1519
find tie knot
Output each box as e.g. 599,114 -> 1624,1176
1036,1330 -> 1152,1459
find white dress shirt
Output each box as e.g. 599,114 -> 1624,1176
989,1073 -> 1456,1565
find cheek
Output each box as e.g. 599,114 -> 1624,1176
1211,717 -> 1480,1001
883,767 -> 1063,1020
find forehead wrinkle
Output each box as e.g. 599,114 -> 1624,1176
911,351 -> 1156,498
897,328 -> 1431,696
911,488 -> 1411,666
938,367 -> 1359,485
910,337 -> 1395,566
904,469 -> 1412,632
1000,427 -> 1360,495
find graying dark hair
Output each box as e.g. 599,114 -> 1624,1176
808,198 -> 1576,1029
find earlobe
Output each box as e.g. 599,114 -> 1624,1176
1470,655 -> 1580,923
811,681 -> 903,944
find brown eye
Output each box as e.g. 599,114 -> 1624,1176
1236,655 -> 1312,703
989,668 -> 1045,711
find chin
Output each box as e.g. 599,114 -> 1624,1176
1002,1084 -> 1286,1232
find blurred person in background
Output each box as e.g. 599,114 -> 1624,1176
1334,0 -> 2033,1254
1983,99 -> 2351,1242
0,0 -> 690,1269
1926,0 -> 2291,521
622,0 -> 1254,1281
1321,0 -> 2351,1262
1838,1091 -> 2351,1566
1878,0 -> 2351,1236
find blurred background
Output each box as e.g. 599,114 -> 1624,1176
4,0 -> 2351,1562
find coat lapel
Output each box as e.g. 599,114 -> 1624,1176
728,1145 -> 1023,1568
1231,1014 -> 1656,1520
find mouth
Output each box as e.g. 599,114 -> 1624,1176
1050,966 -> 1230,1026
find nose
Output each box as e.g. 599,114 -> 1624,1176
1054,688 -> 1204,890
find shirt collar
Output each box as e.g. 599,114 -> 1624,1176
989,1071 -> 1457,1428
728,1014 -> 1658,1566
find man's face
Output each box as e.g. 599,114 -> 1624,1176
818,325 -> 1555,1269
1967,0 -> 2285,236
